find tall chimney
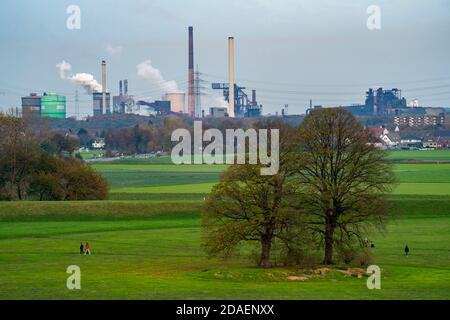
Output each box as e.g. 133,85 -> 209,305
124,80 -> 128,96
102,60 -> 107,114
119,80 -> 123,96
228,37 -> 235,118
252,89 -> 256,106
188,26 -> 195,117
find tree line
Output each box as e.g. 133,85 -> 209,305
0,115 -> 108,201
203,108 -> 397,267
103,117 -> 262,155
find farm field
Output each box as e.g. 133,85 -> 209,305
0,150 -> 450,299
386,149 -> 450,162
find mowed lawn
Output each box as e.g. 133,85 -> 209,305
0,198 -> 449,299
1,150 -> 450,299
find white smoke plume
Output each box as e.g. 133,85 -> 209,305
56,60 -> 72,79
137,60 -> 180,94
105,44 -> 124,58
214,96 -> 229,108
56,60 -> 103,93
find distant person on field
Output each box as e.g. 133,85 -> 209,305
85,242 -> 91,255
79,242 -> 84,255
370,242 -> 375,252
405,244 -> 410,256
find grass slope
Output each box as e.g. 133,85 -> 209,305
2,152 -> 450,299
0,197 -> 449,299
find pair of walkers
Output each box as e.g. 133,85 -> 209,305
79,242 -> 91,255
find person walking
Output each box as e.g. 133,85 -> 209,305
370,242 -> 375,252
79,242 -> 84,255
85,242 -> 91,255
405,244 -> 410,256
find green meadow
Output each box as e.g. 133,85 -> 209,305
0,150 -> 450,299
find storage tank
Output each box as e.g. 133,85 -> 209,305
41,93 -> 66,118
163,92 -> 185,113
21,93 -> 41,118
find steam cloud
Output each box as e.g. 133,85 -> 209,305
105,44 -> 123,57
137,60 -> 180,94
56,60 -> 103,93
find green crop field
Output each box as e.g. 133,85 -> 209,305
387,149 -> 450,162
1,150 -> 450,300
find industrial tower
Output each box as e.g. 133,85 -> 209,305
188,26 -> 195,117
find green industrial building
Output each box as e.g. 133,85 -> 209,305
40,93 -> 66,118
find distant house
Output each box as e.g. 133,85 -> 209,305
400,135 -> 423,148
369,127 -> 389,137
380,132 -> 401,148
369,127 -> 400,148
92,138 -> 106,149
422,137 -> 448,149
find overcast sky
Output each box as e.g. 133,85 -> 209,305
0,0 -> 449,116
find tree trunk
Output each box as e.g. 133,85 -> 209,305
17,184 -> 22,200
323,218 -> 335,265
259,236 -> 272,268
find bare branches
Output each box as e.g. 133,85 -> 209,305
291,108 -> 396,264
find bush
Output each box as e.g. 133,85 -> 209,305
29,155 -> 108,201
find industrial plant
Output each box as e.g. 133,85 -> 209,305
303,87 -> 447,128
21,92 -> 66,119
17,26 -> 446,126
83,26 -> 263,119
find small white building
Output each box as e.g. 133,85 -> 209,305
92,139 -> 106,149
380,132 -> 401,148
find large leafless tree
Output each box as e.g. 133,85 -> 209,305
293,108 -> 396,265
202,121 -> 305,268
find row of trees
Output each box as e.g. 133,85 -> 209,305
103,117 -> 262,155
0,115 -> 108,201
203,109 -> 396,267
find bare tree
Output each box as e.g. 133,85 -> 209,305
293,108 -> 396,265
202,121 -> 304,267
203,164 -> 303,267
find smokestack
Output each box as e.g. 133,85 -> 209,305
228,37 -> 235,118
102,60 -> 107,114
188,26 -> 195,116
124,80 -> 128,96
119,80 -> 123,96
252,90 -> 256,106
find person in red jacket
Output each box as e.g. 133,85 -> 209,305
85,242 -> 91,255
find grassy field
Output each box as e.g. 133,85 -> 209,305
387,149 -> 450,162
1,149 -> 450,299
0,197 -> 449,299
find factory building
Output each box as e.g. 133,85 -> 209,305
92,60 -> 112,116
21,93 -> 66,119
112,80 -> 135,114
366,88 -> 407,115
93,92 -> 111,116
343,88 -> 418,116
137,100 -> 171,115
211,83 -> 262,117
21,93 -> 41,118
163,92 -> 185,113
209,107 -> 228,117
41,93 -> 66,119
209,37 -> 262,118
